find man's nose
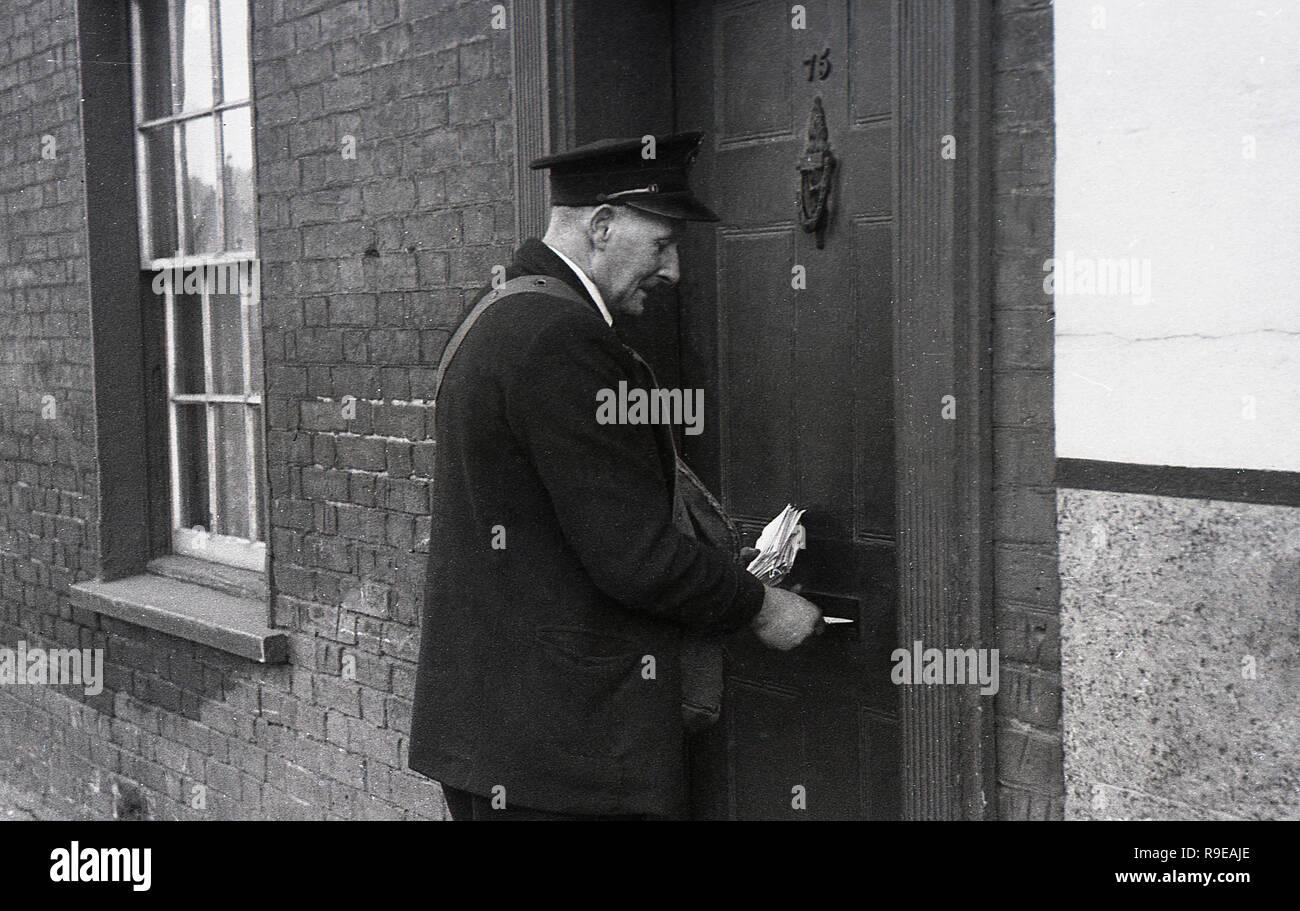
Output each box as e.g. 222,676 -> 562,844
657,248 -> 680,285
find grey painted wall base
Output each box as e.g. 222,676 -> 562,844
1058,487 -> 1300,819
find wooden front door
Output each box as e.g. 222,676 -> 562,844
673,0 -> 900,820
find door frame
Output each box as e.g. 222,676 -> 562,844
511,0 -> 996,820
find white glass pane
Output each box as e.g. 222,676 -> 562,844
137,0 -> 174,120
212,404 -> 251,538
218,0 -> 249,103
221,106 -> 255,252
249,406 -> 265,541
182,115 -> 220,253
173,290 -> 206,393
142,127 -> 178,257
209,291 -> 244,394
246,296 -> 263,392
175,403 -> 210,530
177,0 -> 214,112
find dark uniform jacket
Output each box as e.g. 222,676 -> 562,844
408,240 -> 765,817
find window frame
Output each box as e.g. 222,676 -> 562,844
129,0 -> 266,572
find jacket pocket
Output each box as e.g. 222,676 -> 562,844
532,625 -> 641,758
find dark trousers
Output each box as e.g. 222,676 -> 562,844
441,784 -> 659,821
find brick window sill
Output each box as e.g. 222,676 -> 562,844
70,558 -> 287,664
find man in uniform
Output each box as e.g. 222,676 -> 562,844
408,132 -> 822,820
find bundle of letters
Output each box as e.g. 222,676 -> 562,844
745,504 -> 806,585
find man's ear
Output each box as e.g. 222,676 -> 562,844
587,205 -> 618,250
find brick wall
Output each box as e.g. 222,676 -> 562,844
0,0 -> 515,820
0,0 -> 106,812
989,0 -> 1064,819
253,0 -> 515,820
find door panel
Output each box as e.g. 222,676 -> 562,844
675,0 -> 899,820
718,228 -> 797,516
718,10 -> 793,141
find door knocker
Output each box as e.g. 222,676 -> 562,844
796,96 -> 836,249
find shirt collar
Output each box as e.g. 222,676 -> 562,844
544,243 -> 614,327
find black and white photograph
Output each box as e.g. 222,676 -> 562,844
0,0 -> 1293,883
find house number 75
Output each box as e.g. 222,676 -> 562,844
803,48 -> 831,81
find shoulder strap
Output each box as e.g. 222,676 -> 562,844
432,275 -> 588,405
621,342 -> 739,555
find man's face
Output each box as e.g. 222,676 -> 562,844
588,207 -> 681,316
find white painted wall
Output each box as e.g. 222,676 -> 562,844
1054,0 -> 1300,471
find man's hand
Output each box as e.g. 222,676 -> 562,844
751,586 -> 822,651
